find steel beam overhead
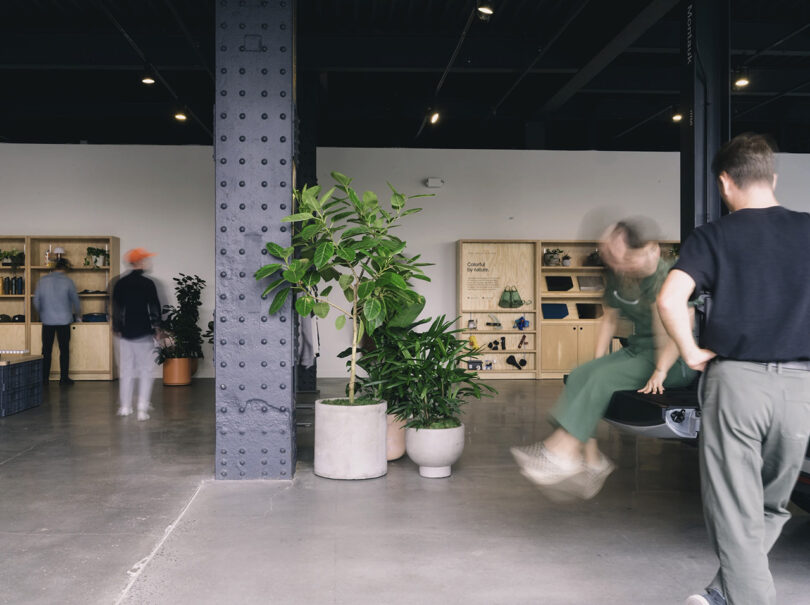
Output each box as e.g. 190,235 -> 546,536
538,0 -> 681,115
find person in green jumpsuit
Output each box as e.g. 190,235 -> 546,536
511,219 -> 697,498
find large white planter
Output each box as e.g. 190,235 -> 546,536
405,423 -> 466,478
314,398 -> 387,480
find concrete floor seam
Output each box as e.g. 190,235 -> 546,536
113,480 -> 205,605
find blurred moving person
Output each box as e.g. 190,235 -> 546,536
511,219 -> 697,498
113,248 -> 161,421
33,258 -> 81,385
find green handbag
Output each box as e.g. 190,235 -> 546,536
498,286 -> 528,308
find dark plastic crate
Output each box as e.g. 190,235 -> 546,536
0,358 -> 43,417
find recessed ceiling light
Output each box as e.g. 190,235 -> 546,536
672,113 -> 683,123
174,112 -> 188,122
477,4 -> 494,15
141,75 -> 156,85
734,69 -> 751,88
429,112 -> 440,125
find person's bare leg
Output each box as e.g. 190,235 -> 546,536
583,438 -> 602,467
543,428 -> 584,461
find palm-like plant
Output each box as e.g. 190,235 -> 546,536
354,316 -> 496,428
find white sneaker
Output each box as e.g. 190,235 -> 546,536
136,411 -> 150,421
685,589 -> 727,605
510,441 -> 545,467
512,444 -> 582,485
575,454 -> 616,499
117,407 -> 133,416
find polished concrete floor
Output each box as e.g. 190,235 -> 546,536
1,378 -> 808,605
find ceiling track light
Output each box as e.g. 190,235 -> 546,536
429,111 -> 440,125
476,1 -> 494,21
672,112 -> 683,123
141,65 -> 156,85
733,67 -> 750,88
174,110 -> 188,122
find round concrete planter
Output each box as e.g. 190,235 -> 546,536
386,414 -> 407,461
405,423 -> 465,478
314,398 -> 387,480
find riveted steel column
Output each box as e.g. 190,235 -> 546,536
680,0 -> 729,239
214,0 -> 295,480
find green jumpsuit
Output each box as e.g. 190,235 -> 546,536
550,258 -> 697,443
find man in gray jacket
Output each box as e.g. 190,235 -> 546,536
33,258 -> 81,385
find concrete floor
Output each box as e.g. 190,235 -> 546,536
1,379 -> 808,605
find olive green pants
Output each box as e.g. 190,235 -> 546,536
700,360 -> 810,605
550,347 -> 696,443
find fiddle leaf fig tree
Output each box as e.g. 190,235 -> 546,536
255,171 -> 431,404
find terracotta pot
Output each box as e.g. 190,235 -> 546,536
386,414 -> 406,461
163,358 -> 192,386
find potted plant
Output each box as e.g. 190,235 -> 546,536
0,249 -> 25,271
349,325 -> 413,461
255,172 -> 430,480
371,315 -> 495,478
561,253 -> 572,266
543,248 -> 564,266
84,246 -> 109,268
156,274 -> 206,386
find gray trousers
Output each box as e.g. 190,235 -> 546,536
700,360 -> 810,605
118,335 -> 156,412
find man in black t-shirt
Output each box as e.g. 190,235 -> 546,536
658,134 -> 810,605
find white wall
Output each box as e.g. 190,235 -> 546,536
2,144 -> 807,380
0,144 -> 215,377
315,147 -> 810,377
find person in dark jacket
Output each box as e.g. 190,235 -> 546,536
33,258 -> 81,385
112,248 -> 161,420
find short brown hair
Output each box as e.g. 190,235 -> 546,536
711,133 -> 776,188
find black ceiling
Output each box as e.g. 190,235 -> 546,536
2,0 -> 810,152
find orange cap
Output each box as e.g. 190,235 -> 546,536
125,248 -> 156,264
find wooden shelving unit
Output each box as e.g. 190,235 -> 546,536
457,240 -> 539,379
0,236 -> 119,381
458,239 -> 678,380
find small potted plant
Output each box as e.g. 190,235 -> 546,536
84,246 -> 110,268
156,274 -> 206,385
0,249 -> 25,272
255,172 -> 429,480
543,248 -> 564,266
378,316 -> 495,478
561,253 -> 572,266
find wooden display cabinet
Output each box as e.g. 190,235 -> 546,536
458,239 -> 679,380
0,236 -> 119,380
0,236 -> 28,353
457,240 -> 539,379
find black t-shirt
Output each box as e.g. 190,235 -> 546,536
674,205 -> 810,361
112,270 -> 161,339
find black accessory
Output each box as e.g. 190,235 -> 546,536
500,336 -> 506,350
0,314 -> 11,322
82,313 -> 108,323
517,334 -> 527,349
486,313 -> 502,327
576,304 -> 603,320
12,315 -> 25,323
506,355 -> 527,370
545,276 -> 574,292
